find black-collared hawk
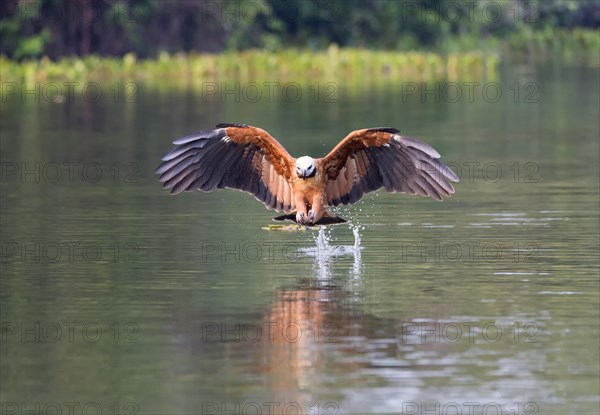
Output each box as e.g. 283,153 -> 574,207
156,123 -> 459,226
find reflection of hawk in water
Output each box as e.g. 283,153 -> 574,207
156,123 -> 459,225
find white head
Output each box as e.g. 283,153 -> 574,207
295,156 -> 317,179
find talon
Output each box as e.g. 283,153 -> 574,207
296,212 -> 306,224
308,210 -> 317,224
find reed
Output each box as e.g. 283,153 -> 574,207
1,48 -> 497,93
1,29 -> 597,95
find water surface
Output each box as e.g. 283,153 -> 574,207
1,62 -> 599,414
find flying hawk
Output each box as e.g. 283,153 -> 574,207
156,123 -> 459,226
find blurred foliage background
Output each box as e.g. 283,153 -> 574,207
1,0 -> 598,59
1,0 -> 598,88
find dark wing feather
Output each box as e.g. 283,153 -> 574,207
319,128 -> 459,206
156,124 -> 296,212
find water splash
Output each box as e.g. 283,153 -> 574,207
350,226 -> 360,250
351,226 -> 362,279
298,225 -> 363,279
301,226 -> 362,257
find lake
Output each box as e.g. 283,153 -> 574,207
1,61 -> 598,414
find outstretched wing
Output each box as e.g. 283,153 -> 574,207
156,123 -> 296,212
319,127 -> 459,206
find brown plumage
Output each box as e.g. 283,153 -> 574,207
156,123 -> 459,225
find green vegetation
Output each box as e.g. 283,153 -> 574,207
0,47 -> 498,91
0,1 -> 597,92
1,0 -> 598,58
2,28 -> 598,93
502,27 -> 600,62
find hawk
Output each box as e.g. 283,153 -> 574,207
156,123 -> 459,226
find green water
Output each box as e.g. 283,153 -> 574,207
1,62 -> 598,415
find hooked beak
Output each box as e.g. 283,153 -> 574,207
297,168 -> 314,179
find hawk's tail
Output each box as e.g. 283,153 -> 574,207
273,211 -> 347,226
